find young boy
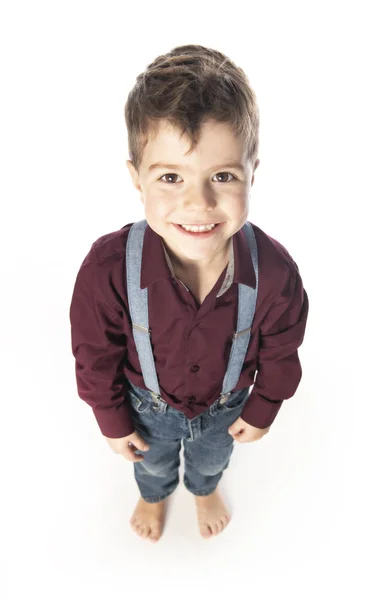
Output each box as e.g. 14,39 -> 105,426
69,44 -> 309,543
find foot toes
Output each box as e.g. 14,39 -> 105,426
200,524 -> 212,538
210,522 -> 218,535
149,527 -> 161,542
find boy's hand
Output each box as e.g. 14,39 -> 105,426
228,416 -> 270,442
105,430 -> 150,462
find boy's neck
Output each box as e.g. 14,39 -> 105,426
163,237 -> 232,279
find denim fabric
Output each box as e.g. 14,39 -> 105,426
128,381 -> 251,503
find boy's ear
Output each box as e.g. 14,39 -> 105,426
250,158 -> 260,186
126,159 -> 142,192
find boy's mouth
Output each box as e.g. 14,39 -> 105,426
172,222 -> 223,237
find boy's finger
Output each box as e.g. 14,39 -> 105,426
124,445 -> 145,462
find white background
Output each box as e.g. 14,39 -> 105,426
1,1 -> 380,599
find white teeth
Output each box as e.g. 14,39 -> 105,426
180,223 -> 217,232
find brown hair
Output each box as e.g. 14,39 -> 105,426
124,44 -> 260,173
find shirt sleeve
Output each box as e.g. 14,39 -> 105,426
240,261 -> 309,429
69,249 -> 135,438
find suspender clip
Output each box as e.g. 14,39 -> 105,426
132,323 -> 152,336
219,392 -> 231,405
232,326 -> 252,340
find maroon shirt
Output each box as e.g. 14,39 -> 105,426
69,221 -> 309,438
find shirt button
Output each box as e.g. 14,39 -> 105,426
188,396 -> 196,405
190,365 -> 200,372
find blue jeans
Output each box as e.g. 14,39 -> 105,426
128,382 -> 251,503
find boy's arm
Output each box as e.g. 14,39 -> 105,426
69,254 -> 134,439
240,261 -> 309,429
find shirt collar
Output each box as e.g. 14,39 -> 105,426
140,222 -> 256,295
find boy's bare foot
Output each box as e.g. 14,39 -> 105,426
193,487 -> 231,538
130,497 -> 166,543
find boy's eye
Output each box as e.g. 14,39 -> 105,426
159,172 -> 236,184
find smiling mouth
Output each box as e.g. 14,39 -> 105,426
176,222 -> 221,226
172,222 -> 223,236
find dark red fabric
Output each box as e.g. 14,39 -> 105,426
70,221 -> 309,438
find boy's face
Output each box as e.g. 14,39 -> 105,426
126,118 -> 260,269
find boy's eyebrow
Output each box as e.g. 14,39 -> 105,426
148,161 -> 246,173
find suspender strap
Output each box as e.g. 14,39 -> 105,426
126,220 -> 259,404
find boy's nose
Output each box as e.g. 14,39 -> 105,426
182,195 -> 217,210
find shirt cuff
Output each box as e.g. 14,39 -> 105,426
92,402 -> 135,438
240,389 -> 283,429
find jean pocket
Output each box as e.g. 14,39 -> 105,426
129,390 -> 151,414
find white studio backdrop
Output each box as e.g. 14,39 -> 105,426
1,1 -> 380,599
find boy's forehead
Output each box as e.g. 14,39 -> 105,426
141,119 -> 246,168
